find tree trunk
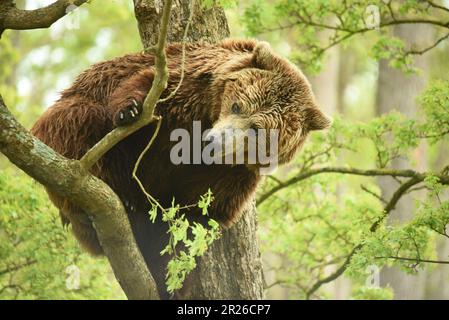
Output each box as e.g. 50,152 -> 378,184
376,24 -> 431,300
133,0 -> 264,299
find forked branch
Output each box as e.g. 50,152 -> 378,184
80,0 -> 173,169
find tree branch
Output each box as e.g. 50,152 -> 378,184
303,170 -> 449,298
408,32 -> 449,55
360,184 -> 388,205
0,0 -> 88,36
257,166 -> 449,206
425,0 -> 449,14
305,245 -> 361,300
0,284 -> 21,296
376,256 -> 449,265
0,260 -> 37,277
0,0 -> 177,300
261,15 -> 449,61
80,0 -> 172,169
0,96 -> 159,299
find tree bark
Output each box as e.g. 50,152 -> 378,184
132,0 -> 264,299
0,0 -> 88,36
187,201 -> 264,299
134,0 -> 229,47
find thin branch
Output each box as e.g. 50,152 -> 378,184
406,184 -> 429,194
132,118 -> 165,212
257,166 -> 447,206
267,175 -> 283,185
304,168 -> 449,298
0,284 -> 21,296
376,256 -> 449,265
370,176 -> 424,232
425,0 -> 449,14
430,221 -> 449,239
0,260 -> 37,277
159,0 -> 196,103
263,17 -> 449,36
408,32 -> 449,55
265,279 -> 288,290
305,246 -> 361,300
260,15 -> 449,61
310,255 -> 347,271
360,184 -> 388,205
80,0 -> 173,169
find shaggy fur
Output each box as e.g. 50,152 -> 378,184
31,39 -> 330,298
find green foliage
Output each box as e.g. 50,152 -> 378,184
352,287 -> 394,300
371,35 -> 416,73
418,80 -> 449,141
0,36 -> 19,83
242,0 -> 449,73
354,112 -> 419,168
257,80 -> 449,299
0,170 -> 124,299
0,33 -> 20,120
157,190 -> 221,294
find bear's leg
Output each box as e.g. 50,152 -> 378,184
70,208 -> 104,255
108,69 -> 155,127
48,191 -> 103,255
32,96 -> 118,256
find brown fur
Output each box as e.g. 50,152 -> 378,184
31,39 -> 329,298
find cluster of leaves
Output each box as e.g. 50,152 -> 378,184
0,170 -> 124,299
418,79 -> 449,141
242,0 -> 449,73
257,80 -> 449,299
152,189 -> 221,294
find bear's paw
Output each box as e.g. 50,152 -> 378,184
114,99 -> 143,127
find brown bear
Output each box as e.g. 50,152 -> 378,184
31,39 -> 330,298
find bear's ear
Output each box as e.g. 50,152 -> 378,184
252,41 -> 277,70
304,107 -> 332,131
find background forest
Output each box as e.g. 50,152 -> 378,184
1,0 -> 449,299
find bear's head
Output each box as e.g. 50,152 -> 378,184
206,41 -> 330,172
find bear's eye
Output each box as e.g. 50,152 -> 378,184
231,103 -> 241,114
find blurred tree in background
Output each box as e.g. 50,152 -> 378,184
1,0 -> 449,299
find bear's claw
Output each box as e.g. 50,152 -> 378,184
114,99 -> 143,126
123,199 -> 136,213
